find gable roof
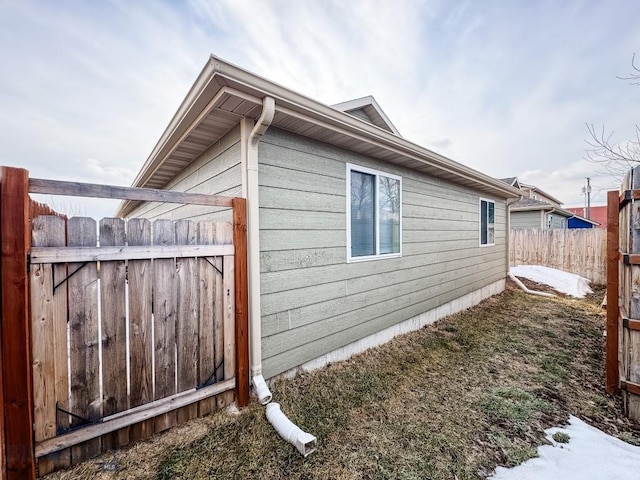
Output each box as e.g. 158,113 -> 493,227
511,198 -> 597,224
499,177 -> 563,205
118,55 -> 521,216
331,96 -> 401,136
499,177 -> 521,189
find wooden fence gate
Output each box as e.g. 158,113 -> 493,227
0,167 -> 249,479
606,166 -> 640,421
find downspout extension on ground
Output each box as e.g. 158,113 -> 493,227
245,96 -> 317,457
505,195 -> 554,297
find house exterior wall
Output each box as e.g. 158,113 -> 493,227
258,128 -> 507,378
521,187 -> 560,207
549,214 -> 567,229
510,211 -> 541,229
127,125 -> 241,220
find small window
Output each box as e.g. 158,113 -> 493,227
347,164 -> 401,261
480,199 -> 495,246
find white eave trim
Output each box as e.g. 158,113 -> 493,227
126,54 -> 522,205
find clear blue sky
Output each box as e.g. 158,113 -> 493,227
1,0 -> 638,217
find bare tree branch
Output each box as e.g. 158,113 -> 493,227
617,52 -> 640,85
584,123 -> 640,182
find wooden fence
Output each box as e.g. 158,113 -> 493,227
606,166 -> 640,421
509,228 -> 607,284
0,166 -> 249,479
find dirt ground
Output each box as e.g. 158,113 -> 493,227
46,280 -> 640,480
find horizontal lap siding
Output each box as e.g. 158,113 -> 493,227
128,126 -> 241,221
511,211 -> 541,229
259,128 -> 507,378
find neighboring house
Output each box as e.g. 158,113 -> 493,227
567,215 -> 599,229
500,178 -> 596,230
518,183 -> 563,207
565,206 -> 607,229
117,55 -> 521,380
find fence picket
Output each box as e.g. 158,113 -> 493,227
127,219 -> 154,442
175,220 -> 199,424
99,218 -> 129,450
31,215 -> 71,475
153,219 -> 177,432
220,222 -> 235,408
67,217 -> 101,461
213,223 -> 227,408
197,222 -> 217,415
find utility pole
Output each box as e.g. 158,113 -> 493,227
586,177 -> 591,220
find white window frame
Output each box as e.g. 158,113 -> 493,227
346,163 -> 402,262
479,198 -> 495,247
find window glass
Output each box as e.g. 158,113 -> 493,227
350,171 -> 376,257
379,176 -> 400,254
487,201 -> 495,244
348,165 -> 402,260
480,199 -> 495,245
480,200 -> 488,245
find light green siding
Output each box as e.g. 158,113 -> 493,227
510,211 -> 541,229
127,125 -> 241,221
258,128 -> 507,378
549,213 -> 567,229
510,210 -> 568,230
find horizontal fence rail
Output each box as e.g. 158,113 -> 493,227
510,228 -> 606,284
29,178 -> 233,207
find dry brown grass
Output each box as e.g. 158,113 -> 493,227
45,281 -> 640,479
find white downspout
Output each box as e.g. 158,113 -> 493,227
246,96 -> 275,383
505,196 -> 521,275
243,97 -> 317,456
508,271 -> 556,298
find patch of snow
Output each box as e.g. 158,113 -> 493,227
510,265 -> 592,298
489,415 -> 640,480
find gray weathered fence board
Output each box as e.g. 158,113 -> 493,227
175,220 -> 199,423
99,218 -> 129,450
67,217 -> 102,461
127,218 -> 154,442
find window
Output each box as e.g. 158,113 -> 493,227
347,164 -> 401,261
480,199 -> 495,246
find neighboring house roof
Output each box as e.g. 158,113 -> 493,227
331,96 -> 401,136
511,198 -> 598,225
499,177 -> 563,206
565,206 -> 607,228
499,177 -> 521,189
518,182 -> 563,206
117,55 -> 521,217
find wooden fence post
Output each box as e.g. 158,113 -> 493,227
0,167 -> 36,478
606,190 -> 620,395
232,198 -> 250,407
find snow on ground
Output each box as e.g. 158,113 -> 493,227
510,265 -> 592,298
489,415 -> 640,480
